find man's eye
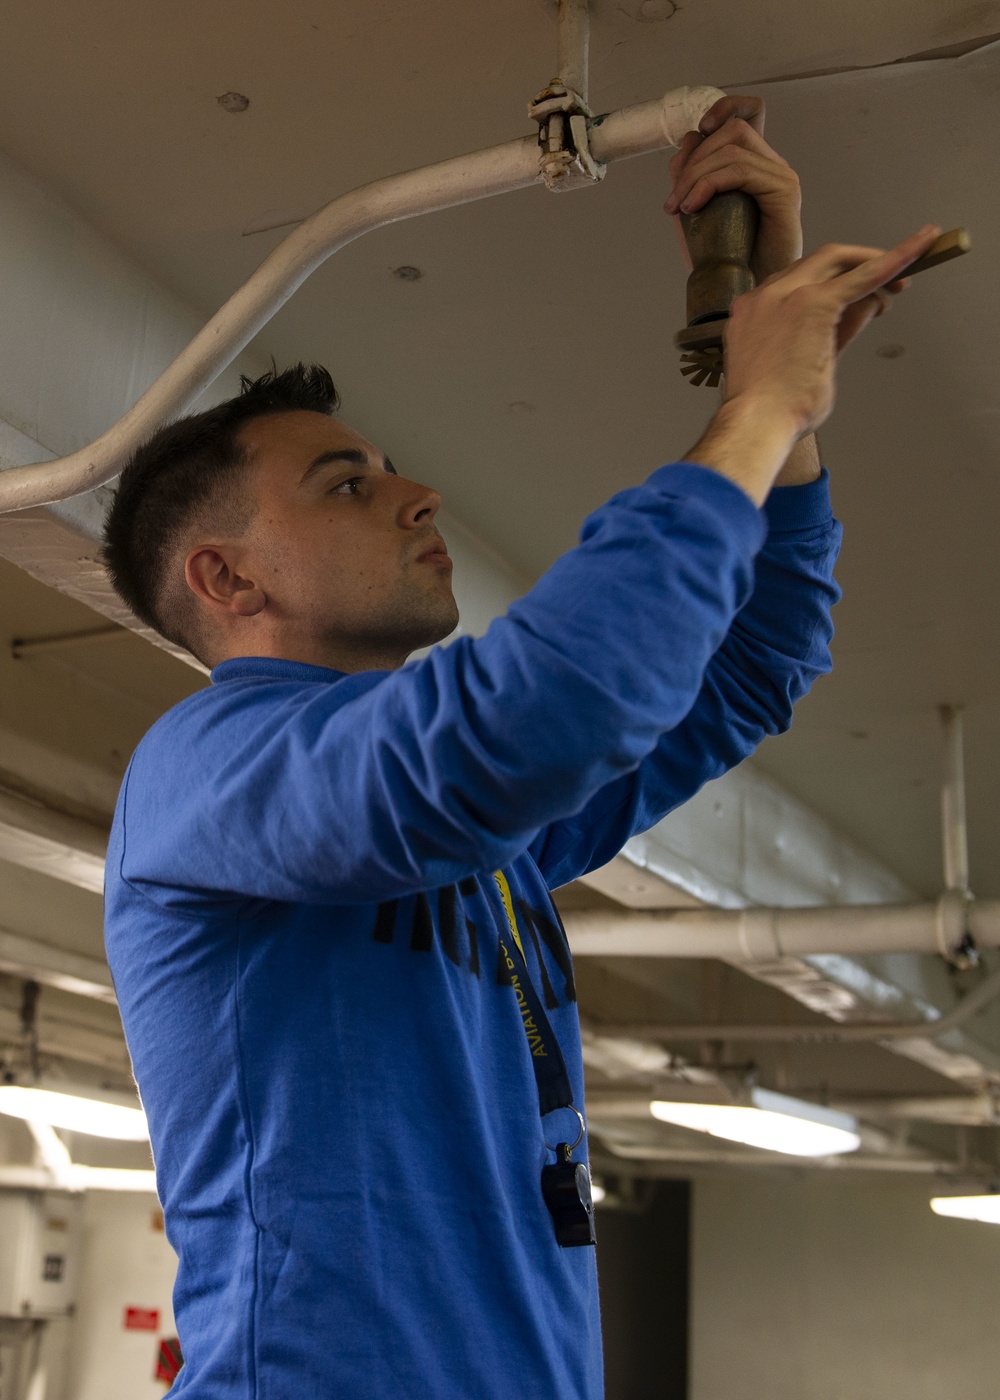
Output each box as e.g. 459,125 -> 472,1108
331,477 -> 363,496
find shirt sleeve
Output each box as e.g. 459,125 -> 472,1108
119,463 -> 774,907
527,469 -> 842,890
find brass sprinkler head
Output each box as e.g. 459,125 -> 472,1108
675,190 -> 758,388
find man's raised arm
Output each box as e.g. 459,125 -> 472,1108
116,101 -> 940,907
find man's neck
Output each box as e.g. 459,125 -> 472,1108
210,635 -> 411,674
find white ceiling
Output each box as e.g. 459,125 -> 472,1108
0,0 -> 999,900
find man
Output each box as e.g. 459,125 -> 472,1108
102,96 -> 935,1399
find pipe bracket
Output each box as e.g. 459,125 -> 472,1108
735,906 -> 782,964
528,83 -> 606,190
936,889 -> 978,969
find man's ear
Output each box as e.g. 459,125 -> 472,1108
185,545 -> 266,619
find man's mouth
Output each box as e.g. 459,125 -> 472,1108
415,538 -> 453,568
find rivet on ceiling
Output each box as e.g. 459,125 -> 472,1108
392,265 -> 423,282
217,92 -> 251,114
876,344 -> 906,359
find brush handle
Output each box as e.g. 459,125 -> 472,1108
897,228 -> 970,281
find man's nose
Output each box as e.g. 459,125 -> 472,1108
396,477 -> 441,528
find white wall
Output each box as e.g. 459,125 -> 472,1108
65,1193 -> 177,1400
692,1172 -> 1000,1400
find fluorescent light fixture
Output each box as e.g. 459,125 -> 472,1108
650,1087 -> 861,1158
590,1181 -> 606,1205
931,1195 -> 1000,1225
0,1086 -> 148,1141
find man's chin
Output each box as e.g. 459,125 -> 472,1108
371,587 -> 460,659
407,603 -> 461,653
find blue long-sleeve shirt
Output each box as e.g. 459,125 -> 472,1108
105,461 -> 840,1400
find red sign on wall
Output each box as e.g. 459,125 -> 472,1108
124,1307 -> 160,1332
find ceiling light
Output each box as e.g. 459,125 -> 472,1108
590,1181 -> 606,1205
650,1087 -> 861,1158
930,1195 -> 1000,1225
0,1086 -> 148,1141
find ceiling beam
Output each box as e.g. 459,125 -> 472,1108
0,781 -> 107,895
0,926 -> 114,1003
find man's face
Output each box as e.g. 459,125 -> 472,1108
228,410 -> 459,667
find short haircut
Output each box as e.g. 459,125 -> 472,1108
102,363 -> 340,657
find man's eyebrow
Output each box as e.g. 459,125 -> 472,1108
299,448 -> 394,485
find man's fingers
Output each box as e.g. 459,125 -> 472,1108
771,227 -> 940,296
772,243 -> 889,292
836,294 -> 887,353
666,127 -> 792,212
666,146 -> 798,214
668,130 -> 703,180
698,95 -> 765,136
833,226 -> 941,305
666,131 -> 704,207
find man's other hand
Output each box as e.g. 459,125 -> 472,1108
686,225 -> 940,504
665,95 -> 802,281
725,227 -> 939,440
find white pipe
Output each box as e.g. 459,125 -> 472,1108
563,893 -> 992,961
557,0 -> 591,102
0,1162 -> 159,1193
20,1121 -> 158,1193
589,87 -> 724,164
941,704 -> 970,894
0,84 -> 724,515
28,1119 -> 73,1180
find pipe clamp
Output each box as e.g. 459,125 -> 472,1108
528,83 -> 606,191
935,889 -> 977,968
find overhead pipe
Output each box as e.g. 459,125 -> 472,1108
568,703 -> 999,1045
563,892 -> 998,962
0,0 -> 724,514
556,0 -> 592,105
940,704 -> 970,896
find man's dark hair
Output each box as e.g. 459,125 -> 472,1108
102,363 -> 339,657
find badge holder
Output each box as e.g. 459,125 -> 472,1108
540,1106 -> 596,1248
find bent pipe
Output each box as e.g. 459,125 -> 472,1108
0,84 -> 725,515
